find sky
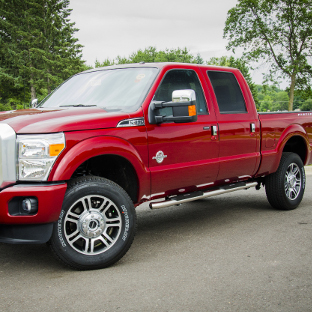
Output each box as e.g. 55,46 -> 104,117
69,0 -> 271,86
69,0 -> 238,63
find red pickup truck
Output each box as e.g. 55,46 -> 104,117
0,63 -> 311,269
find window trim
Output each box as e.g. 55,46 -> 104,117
153,68 -> 209,115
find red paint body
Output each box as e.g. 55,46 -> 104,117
1,63 -> 312,226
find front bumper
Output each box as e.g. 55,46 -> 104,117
0,182 -> 67,243
0,223 -> 54,244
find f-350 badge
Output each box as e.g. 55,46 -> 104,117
153,151 -> 167,164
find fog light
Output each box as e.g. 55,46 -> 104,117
21,198 -> 38,214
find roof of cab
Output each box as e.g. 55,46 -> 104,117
81,62 -> 238,74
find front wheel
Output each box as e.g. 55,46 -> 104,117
49,176 -> 136,270
265,152 -> 306,210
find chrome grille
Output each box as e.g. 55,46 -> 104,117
0,123 -> 16,188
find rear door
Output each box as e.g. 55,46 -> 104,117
203,69 -> 261,182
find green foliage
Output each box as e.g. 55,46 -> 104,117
0,0 -> 86,108
301,99 -> 312,111
95,58 -> 115,68
271,91 -> 289,111
257,84 -> 312,112
224,0 -> 312,111
0,103 -> 13,112
195,54 -> 204,64
95,47 -> 200,67
258,85 -> 286,111
259,95 -> 273,112
207,56 -> 231,67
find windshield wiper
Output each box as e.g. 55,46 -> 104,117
60,104 -> 97,107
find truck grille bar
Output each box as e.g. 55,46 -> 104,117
0,123 -> 16,189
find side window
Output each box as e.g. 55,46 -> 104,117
207,71 -> 247,114
154,69 -> 208,116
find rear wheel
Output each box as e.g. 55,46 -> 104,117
265,152 -> 306,210
49,176 -> 136,270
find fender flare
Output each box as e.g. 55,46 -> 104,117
259,124 -> 310,176
276,124 -> 310,162
49,136 -> 150,198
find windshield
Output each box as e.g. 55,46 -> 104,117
40,67 -> 158,112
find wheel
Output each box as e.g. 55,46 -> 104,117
49,176 -> 136,270
265,152 -> 306,210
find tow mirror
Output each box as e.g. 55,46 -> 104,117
31,99 -> 38,108
149,89 -> 197,124
172,89 -> 196,102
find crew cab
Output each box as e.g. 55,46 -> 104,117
0,63 -> 311,269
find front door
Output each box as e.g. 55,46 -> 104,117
145,68 -> 219,198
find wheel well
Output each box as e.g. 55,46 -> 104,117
283,136 -> 307,164
71,155 -> 139,203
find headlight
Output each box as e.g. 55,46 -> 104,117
17,133 -> 65,181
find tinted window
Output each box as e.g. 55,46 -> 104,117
154,69 -> 208,115
207,71 -> 247,113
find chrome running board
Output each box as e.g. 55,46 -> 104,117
149,182 -> 258,209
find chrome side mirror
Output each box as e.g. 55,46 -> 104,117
172,89 -> 196,102
31,99 -> 38,108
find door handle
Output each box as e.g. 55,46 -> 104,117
212,126 -> 218,136
250,123 -> 256,133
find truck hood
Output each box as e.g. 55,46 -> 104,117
0,107 -> 131,133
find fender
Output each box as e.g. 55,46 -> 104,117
49,136 -> 151,199
257,123 -> 310,176
277,124 -> 310,161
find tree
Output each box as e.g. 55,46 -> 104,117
224,0 -> 312,111
0,1 -> 25,107
195,53 -> 204,64
259,95 -> 273,112
95,47 -> 200,67
41,0 -> 85,94
207,56 -> 259,108
0,0 -> 86,106
301,99 -> 312,111
271,91 -> 289,111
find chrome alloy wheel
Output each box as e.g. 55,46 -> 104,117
284,163 -> 302,200
64,195 -> 122,255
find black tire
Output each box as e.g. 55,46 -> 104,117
265,152 -> 306,210
49,176 -> 136,270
